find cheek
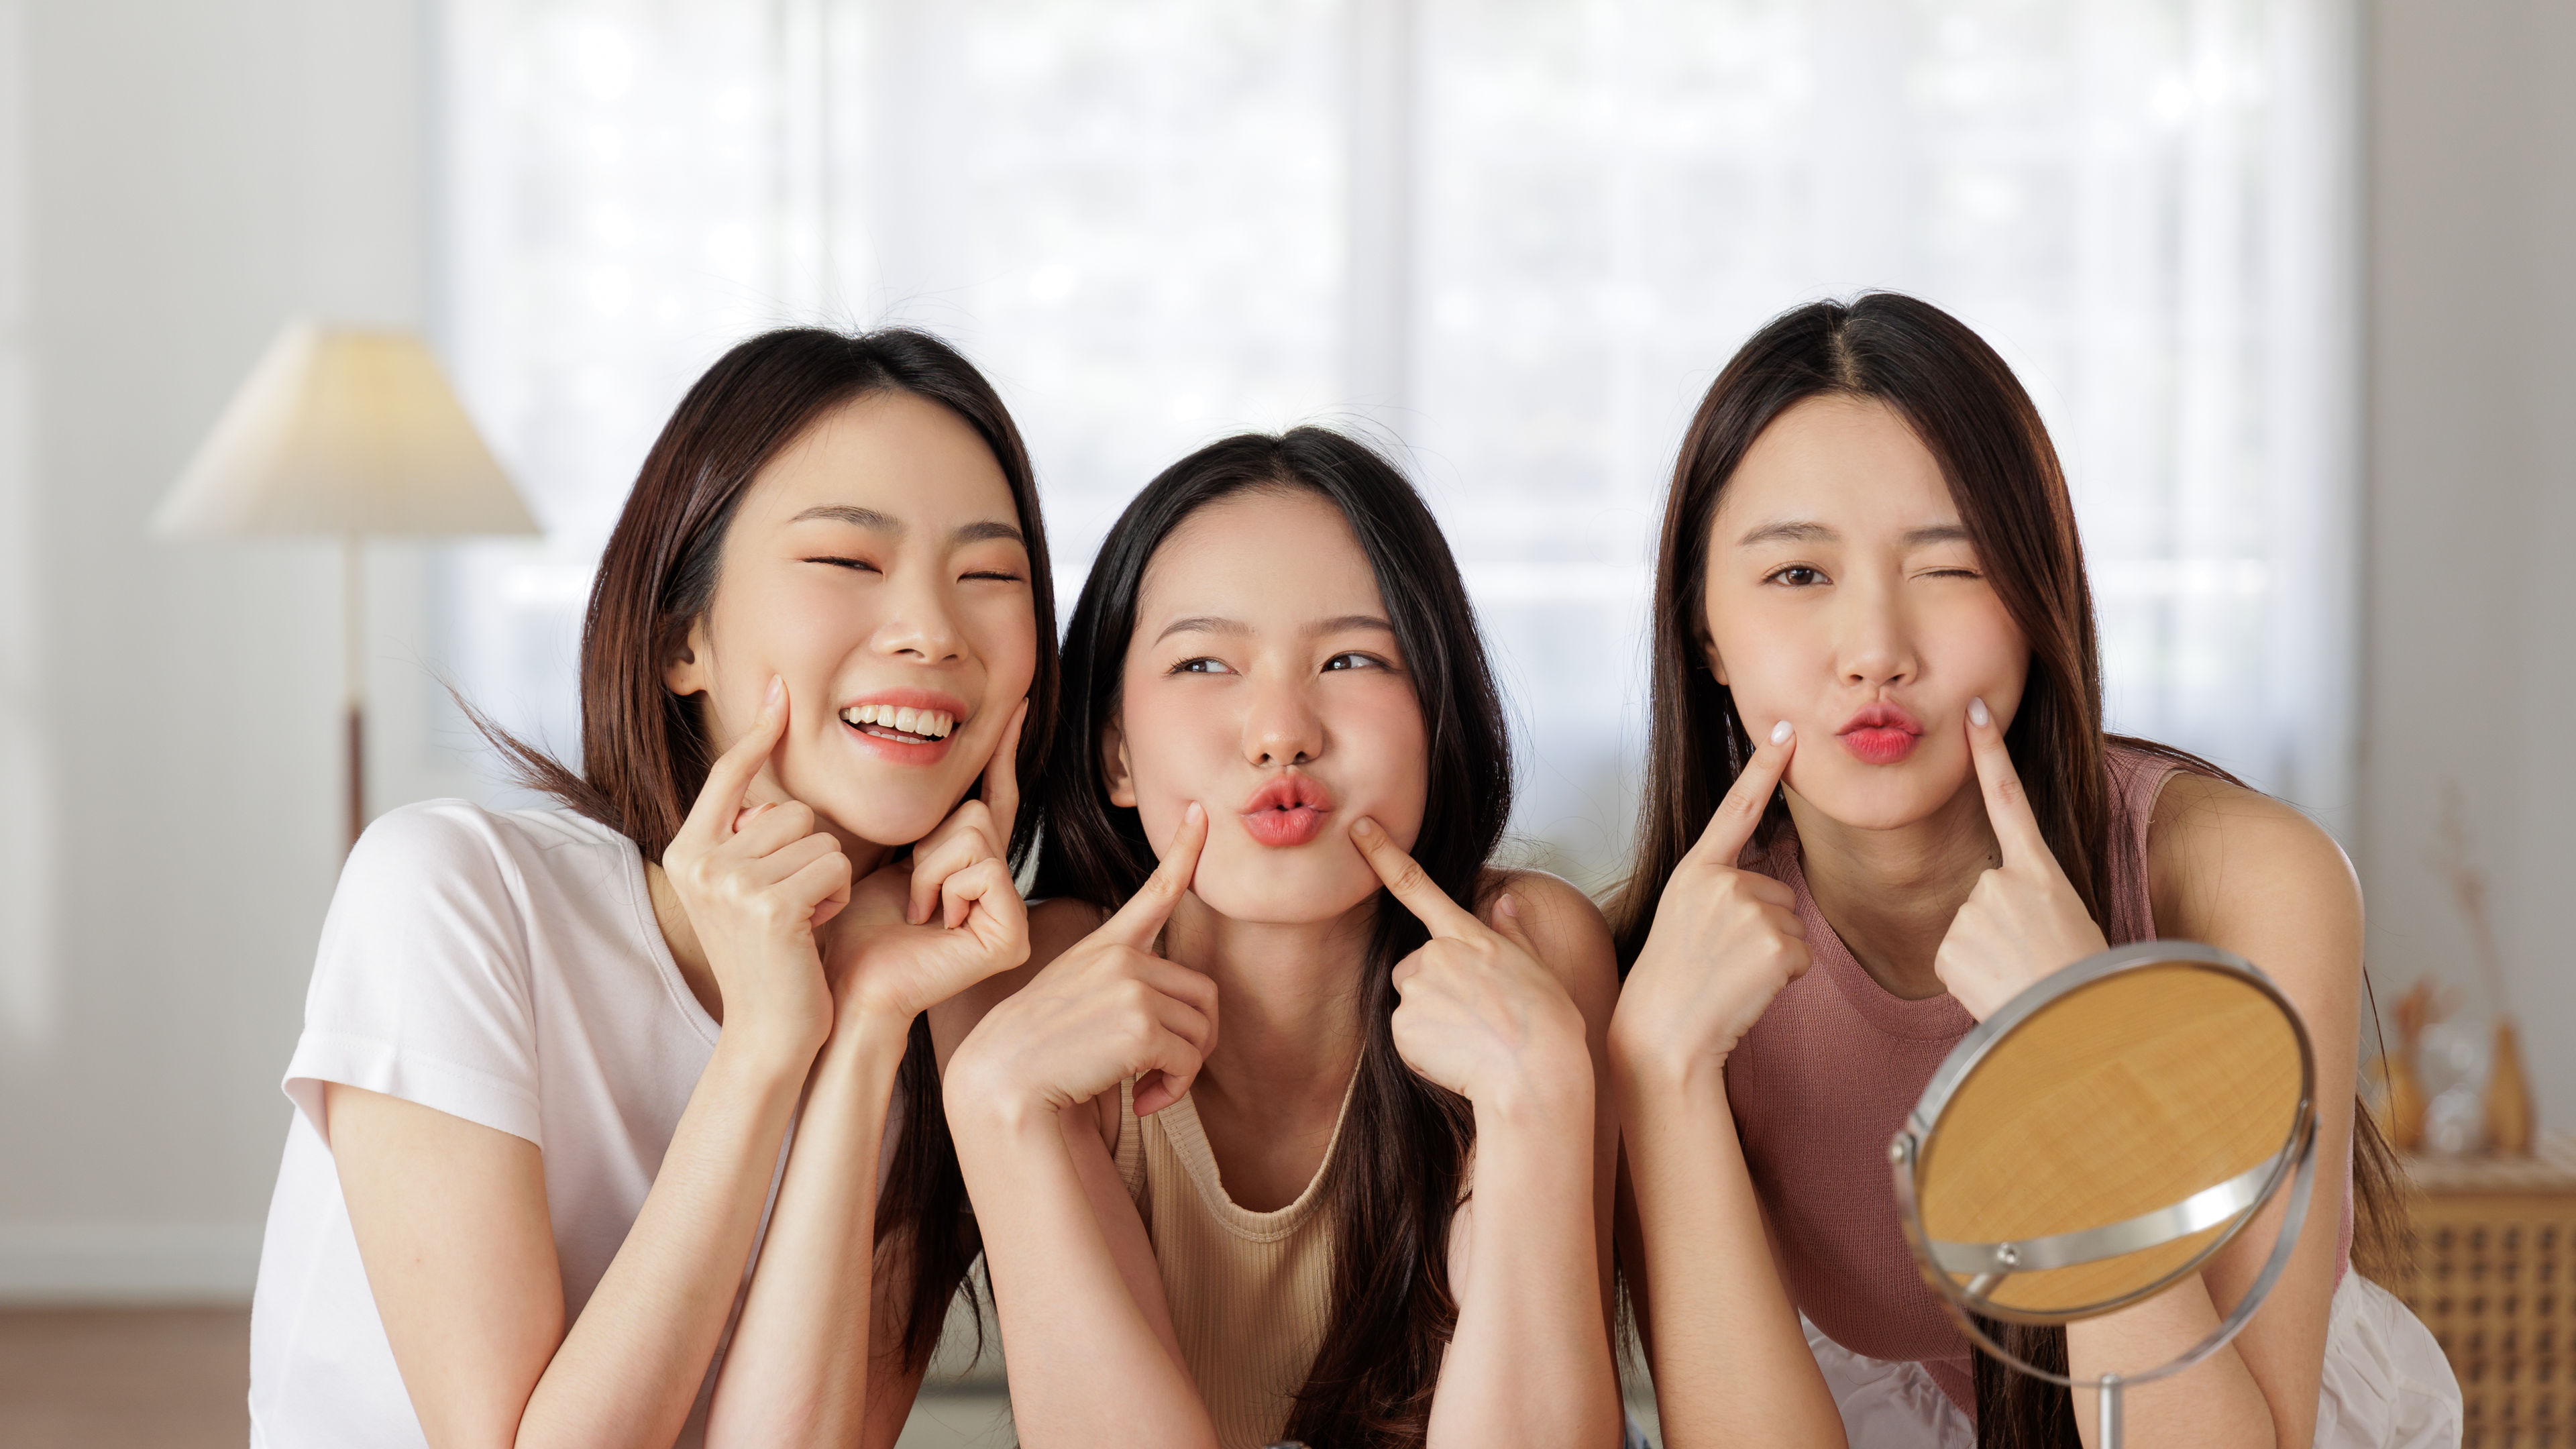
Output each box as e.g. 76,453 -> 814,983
1334,691 -> 1430,837
966,595 -> 1040,700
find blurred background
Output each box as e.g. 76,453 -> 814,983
0,0 -> 2569,1444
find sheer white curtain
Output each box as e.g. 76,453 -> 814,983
437,0 -> 2361,885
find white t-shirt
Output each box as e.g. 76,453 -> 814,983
248,799 -> 883,1449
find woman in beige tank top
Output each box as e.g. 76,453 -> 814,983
1607,294 -> 2453,1448
941,429 -> 1631,1449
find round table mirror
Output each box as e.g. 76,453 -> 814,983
1889,941 -> 2320,1446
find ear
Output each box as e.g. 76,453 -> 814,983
663,616 -> 712,698
1695,619 -> 1731,688
1102,712 -> 1139,809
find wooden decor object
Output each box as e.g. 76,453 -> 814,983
2397,1136 -> 2576,1448
2490,1018 -> 2537,1157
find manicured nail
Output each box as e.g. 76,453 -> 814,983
1351,816 -> 1381,839
1498,894 -> 1520,919
764,676 -> 786,710
1968,697 -> 1991,728
1183,801 -> 1204,825
1770,719 -> 1793,745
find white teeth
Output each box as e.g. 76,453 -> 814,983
838,704 -> 955,739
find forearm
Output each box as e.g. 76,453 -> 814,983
1612,1044 -> 1843,1449
1429,1073 -> 1621,1449
516,1036 -> 814,1448
951,1099 -> 1214,1449
2066,1277 -> 2271,1449
706,1012 -> 913,1446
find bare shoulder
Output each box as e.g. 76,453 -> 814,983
2146,771 -> 2361,956
1481,867 -> 1618,1022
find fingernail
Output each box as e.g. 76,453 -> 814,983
1184,801 -> 1204,825
764,676 -> 785,710
1770,719 -> 1793,745
1498,894 -> 1519,919
1351,816 -> 1380,839
1969,697 -> 1991,728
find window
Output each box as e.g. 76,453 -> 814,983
439,0 -> 2361,883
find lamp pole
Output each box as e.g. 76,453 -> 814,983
343,534 -> 366,849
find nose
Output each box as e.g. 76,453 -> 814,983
871,568 -> 967,666
1242,671 -> 1325,769
1835,571 -> 1919,691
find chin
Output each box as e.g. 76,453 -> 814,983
1788,761 -> 1962,833
1188,854 -> 1378,926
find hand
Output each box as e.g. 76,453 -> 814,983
661,676 -> 850,1057
1349,818 -> 1588,1114
1608,720 -> 1810,1091
828,701 -> 1032,1028
1933,697 -> 2109,1020
947,804 -> 1219,1122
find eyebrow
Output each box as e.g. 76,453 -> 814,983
1734,519 -> 1974,549
790,505 -> 1024,547
1152,612 -> 1397,644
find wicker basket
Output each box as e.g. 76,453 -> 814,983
2396,1136 -> 2576,1447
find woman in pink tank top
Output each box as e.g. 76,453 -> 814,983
1606,294 -> 2456,1448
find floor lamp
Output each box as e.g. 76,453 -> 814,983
153,321 -> 541,847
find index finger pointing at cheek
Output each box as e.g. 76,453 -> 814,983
1690,718 -> 1796,868
1964,696 -> 2051,867
680,676 -> 790,845
981,699 -> 1028,843
1098,802 -> 1208,951
1349,816 -> 1483,940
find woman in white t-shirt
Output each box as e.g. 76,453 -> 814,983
248,327 -> 1059,1448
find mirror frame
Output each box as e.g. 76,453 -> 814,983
1888,941 -> 2320,1389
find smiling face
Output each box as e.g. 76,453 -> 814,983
1108,486 -> 1430,925
1702,394 -> 2029,830
665,389 -> 1038,849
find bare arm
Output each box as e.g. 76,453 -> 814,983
1605,724 -> 1847,1447
943,807 -> 1220,1448
1419,869 -> 1625,1449
2057,774 -> 2361,1448
329,678 -> 849,1449
706,702 -> 1032,1448
327,1040 -> 812,1449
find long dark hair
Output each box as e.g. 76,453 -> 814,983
474,326 -> 1057,1375
1607,293 -> 2401,1447
1034,427 -> 1511,1447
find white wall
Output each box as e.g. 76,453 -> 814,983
0,0 -> 437,1299
2358,0 -> 2576,1126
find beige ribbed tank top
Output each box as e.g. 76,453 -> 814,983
1112,1073 -> 1357,1449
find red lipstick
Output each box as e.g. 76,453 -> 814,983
1836,702 -> 1925,766
1238,774 -> 1334,849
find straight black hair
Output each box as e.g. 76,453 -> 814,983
1034,426 -> 1512,1447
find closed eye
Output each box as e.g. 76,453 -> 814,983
807,555 -> 881,574
1762,565 -> 1828,588
1917,566 -> 1983,580
961,568 -> 1026,583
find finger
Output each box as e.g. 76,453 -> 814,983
680,676 -> 790,845
941,854 -> 1023,935
1132,955 -> 1221,1027
1098,802 -> 1208,950
909,813 -> 1000,926
1489,892 -> 1538,953
782,849 -> 853,916
1132,1027 -> 1212,1116
1690,717 -> 1796,867
728,799 -> 817,859
1348,816 -> 1485,940
981,699 -> 1028,849
1964,696 -> 2054,868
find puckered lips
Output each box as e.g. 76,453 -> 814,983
1836,701 -> 1926,766
838,687 -> 971,766
1238,773 -> 1335,849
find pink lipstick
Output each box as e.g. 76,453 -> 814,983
1836,702 -> 1925,766
1238,774 -> 1334,849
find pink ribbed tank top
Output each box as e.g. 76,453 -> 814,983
1725,745 -> 2353,1415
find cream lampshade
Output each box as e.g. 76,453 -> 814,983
154,321 -> 542,845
